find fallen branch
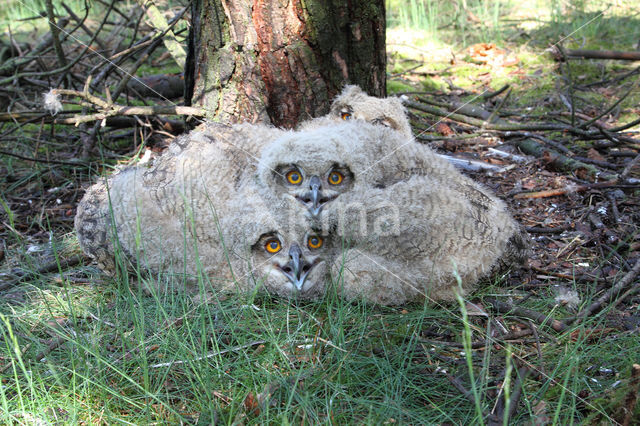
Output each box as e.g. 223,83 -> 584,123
505,367 -> 530,423
150,340 -> 266,368
0,1 -> 114,86
0,18 -> 70,76
0,106 -> 206,125
575,257 -> 640,322
437,154 -> 506,173
0,254 -> 84,292
34,336 -> 67,362
44,0 -> 68,74
511,138 -> 618,181
490,366 -> 530,425
487,299 -> 568,333
552,47 -> 640,61
525,225 -> 571,234
617,364 -> 640,426
0,343 -> 31,374
61,2 -> 108,52
137,0 -> 187,68
621,152 -> 640,179
486,147 -> 526,163
481,84 -> 510,99
0,147 -> 90,167
514,180 -> 621,199
58,105 -> 206,125
445,372 -> 476,404
419,328 -> 535,350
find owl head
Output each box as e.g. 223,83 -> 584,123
257,122 -> 384,218
246,227 -> 337,299
222,187 -> 337,299
328,85 -> 412,138
259,121 -> 434,217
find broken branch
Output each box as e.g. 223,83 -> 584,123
575,258 -> 640,322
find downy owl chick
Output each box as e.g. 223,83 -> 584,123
328,85 -> 413,137
75,122 -> 286,282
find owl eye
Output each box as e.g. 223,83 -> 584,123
372,117 -> 393,128
307,235 -> 323,250
265,238 -> 282,254
341,112 -> 352,121
327,171 -> 343,185
286,169 -> 303,185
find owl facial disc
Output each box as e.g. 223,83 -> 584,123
276,243 -> 317,291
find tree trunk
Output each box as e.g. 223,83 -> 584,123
184,0 -> 386,128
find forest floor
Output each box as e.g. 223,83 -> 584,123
1,1 -> 640,424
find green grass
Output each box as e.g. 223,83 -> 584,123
0,248 -> 460,423
2,228 -> 639,423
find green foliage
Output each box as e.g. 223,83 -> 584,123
386,0 -> 513,43
1,0 -> 87,30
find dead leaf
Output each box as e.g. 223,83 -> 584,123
435,122 -> 454,136
467,43 -> 519,67
575,167 -> 592,181
468,43 -> 499,60
570,328 -> 616,342
243,391 -> 260,416
533,400 -> 551,426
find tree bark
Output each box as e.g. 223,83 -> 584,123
185,0 -> 386,128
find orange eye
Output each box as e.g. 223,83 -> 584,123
328,171 -> 343,185
286,170 -> 303,185
341,112 -> 352,120
265,238 -> 281,254
307,235 -> 323,250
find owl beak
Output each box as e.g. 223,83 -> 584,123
308,175 -> 322,216
296,175 -> 334,217
277,243 -> 315,291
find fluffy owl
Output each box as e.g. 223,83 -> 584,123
308,85 -> 524,247
258,119 -> 464,220
326,85 -> 413,137
75,122 -> 290,288
257,120 -> 528,305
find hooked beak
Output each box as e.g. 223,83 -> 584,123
277,243 -> 316,291
295,175 -> 336,217
308,175 -> 322,216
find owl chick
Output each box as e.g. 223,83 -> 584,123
75,122 -> 285,282
258,120 -> 528,305
313,85 -> 529,265
76,169 -> 334,298
258,119 -> 459,220
328,85 -> 413,137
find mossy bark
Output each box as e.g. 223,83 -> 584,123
184,0 -> 386,128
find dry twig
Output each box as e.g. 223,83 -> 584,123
487,299 -> 568,333
575,258 -> 640,322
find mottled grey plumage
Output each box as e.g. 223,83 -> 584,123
258,120 -> 528,305
74,122 -> 313,295
75,88 -> 527,305
327,85 -> 413,137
